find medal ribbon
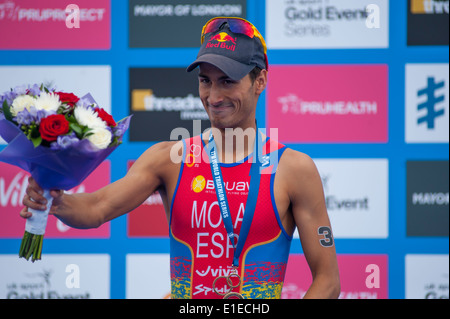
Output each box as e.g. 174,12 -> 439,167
206,126 -> 263,268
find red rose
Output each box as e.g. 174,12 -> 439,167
55,92 -> 80,107
39,114 -> 70,142
95,108 -> 116,127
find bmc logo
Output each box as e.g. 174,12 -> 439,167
405,64 -> 449,143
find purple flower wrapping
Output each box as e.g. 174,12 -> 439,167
0,113 -> 131,190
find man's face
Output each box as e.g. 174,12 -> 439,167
198,63 -> 266,130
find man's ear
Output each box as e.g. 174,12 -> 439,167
255,69 -> 268,95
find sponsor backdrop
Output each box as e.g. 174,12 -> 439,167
0,0 -> 448,299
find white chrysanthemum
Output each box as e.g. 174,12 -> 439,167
74,106 -> 106,129
86,127 -> 112,149
11,95 -> 36,116
34,92 -> 61,113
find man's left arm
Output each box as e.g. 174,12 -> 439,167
283,149 -> 340,299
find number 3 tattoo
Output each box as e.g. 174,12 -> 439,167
318,226 -> 334,247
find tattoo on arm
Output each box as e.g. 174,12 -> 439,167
318,226 -> 334,247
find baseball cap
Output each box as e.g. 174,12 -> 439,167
186,17 -> 268,81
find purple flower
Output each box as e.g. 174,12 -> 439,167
14,106 -> 53,125
14,109 -> 34,125
27,84 -> 42,96
1,84 -> 40,106
50,132 -> 80,150
113,123 -> 125,137
75,97 -> 95,109
112,118 -> 131,141
46,83 -> 57,92
13,85 -> 28,96
3,90 -> 18,105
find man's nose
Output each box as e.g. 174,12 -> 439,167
208,84 -> 224,106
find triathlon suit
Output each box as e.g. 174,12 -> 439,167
169,134 -> 292,299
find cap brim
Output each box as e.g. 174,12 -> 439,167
186,54 -> 255,81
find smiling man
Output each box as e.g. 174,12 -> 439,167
21,17 -> 340,299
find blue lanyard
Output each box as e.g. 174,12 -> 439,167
206,127 -> 263,268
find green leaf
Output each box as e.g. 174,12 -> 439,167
66,114 -> 77,123
31,136 -> 42,148
109,136 -> 122,147
70,123 -> 83,136
30,124 -> 39,136
2,100 -> 13,121
82,127 -> 93,137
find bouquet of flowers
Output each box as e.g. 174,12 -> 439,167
0,83 -> 131,262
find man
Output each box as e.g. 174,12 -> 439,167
21,17 -> 340,299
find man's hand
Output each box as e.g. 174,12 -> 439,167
20,177 -> 63,218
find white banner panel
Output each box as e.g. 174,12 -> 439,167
266,0 -> 389,49
294,159 -> 389,239
0,254 -> 110,299
405,63 -> 449,143
126,254 -> 171,299
405,254 -> 449,299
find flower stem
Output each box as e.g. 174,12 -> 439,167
19,231 -> 43,262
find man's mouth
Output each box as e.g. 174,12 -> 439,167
209,104 -> 233,111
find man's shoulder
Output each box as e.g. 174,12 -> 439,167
277,148 -> 323,203
139,140 -> 182,167
147,140 -> 181,155
279,147 -> 318,177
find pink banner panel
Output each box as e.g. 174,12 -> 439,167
267,65 -> 388,143
283,254 -> 388,299
0,0 -> 110,49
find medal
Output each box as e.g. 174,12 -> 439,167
212,268 -> 244,299
206,125 -> 264,299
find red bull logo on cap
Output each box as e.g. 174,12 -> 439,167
206,32 -> 237,51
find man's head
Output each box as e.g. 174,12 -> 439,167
197,63 -> 266,130
187,17 -> 268,129
187,17 -> 268,82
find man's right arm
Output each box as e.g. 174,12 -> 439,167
20,141 -> 177,229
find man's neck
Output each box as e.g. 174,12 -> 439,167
204,123 -> 259,164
